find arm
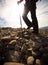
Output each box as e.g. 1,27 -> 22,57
19,0 -> 23,3
17,0 -> 23,4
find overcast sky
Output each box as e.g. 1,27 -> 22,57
0,0 -> 48,28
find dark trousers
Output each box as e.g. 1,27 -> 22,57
22,4 -> 38,32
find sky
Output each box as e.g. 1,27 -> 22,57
0,0 -> 48,28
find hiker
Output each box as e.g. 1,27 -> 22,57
17,0 -> 40,34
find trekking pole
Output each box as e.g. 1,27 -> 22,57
17,2 -> 22,28
20,15 -> 22,28
18,5 -> 22,28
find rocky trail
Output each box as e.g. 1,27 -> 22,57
0,28 -> 48,65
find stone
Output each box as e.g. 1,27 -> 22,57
24,32 -> 27,35
9,40 -> 16,44
36,59 -> 40,65
41,53 -> 48,65
28,48 -> 32,51
4,62 -> 24,65
35,36 -> 39,40
15,37 -> 19,40
10,51 -> 19,62
25,39 -> 29,42
24,35 -> 29,38
32,50 -> 36,56
20,38 -> 26,43
39,47 -> 44,53
27,56 -> 34,65
1,36 -> 11,41
32,41 -> 36,47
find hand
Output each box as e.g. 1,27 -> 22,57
17,1 -> 20,5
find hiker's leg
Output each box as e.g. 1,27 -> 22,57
22,5 -> 32,27
30,8 -> 39,33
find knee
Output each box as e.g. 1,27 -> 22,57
22,14 -> 27,19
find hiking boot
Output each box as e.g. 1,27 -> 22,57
32,31 -> 39,35
27,24 -> 33,29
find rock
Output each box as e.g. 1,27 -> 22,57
15,37 -> 19,40
41,53 -> 48,65
35,36 -> 39,40
32,50 -> 36,56
9,40 -> 16,44
24,35 -> 29,39
8,40 -> 17,50
36,59 -> 40,65
27,56 -> 34,65
19,38 -> 22,40
33,45 -> 40,52
25,39 -> 29,42
15,44 -> 21,51
20,38 -> 26,43
10,34 -> 15,37
1,36 -> 11,41
32,41 -> 36,47
10,51 -> 20,62
24,32 -> 28,35
4,62 -> 24,65
28,48 -> 32,51
28,39 -> 33,44
45,47 -> 48,52
21,43 -> 29,51
39,47 -> 44,53
39,46 -> 48,53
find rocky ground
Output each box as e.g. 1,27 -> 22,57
0,28 -> 48,65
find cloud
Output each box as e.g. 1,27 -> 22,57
0,0 -> 5,7
0,17 -> 8,27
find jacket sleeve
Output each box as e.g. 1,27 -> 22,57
19,0 -> 23,3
